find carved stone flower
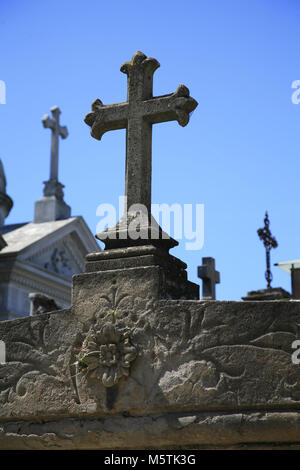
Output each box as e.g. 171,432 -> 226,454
77,324 -> 137,388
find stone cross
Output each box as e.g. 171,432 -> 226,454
257,211 -> 278,289
84,51 -> 198,217
42,106 -> 68,184
36,106 -> 71,220
198,257 -> 220,300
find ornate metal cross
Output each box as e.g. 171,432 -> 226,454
42,106 -> 68,194
197,257 -> 220,300
84,51 -> 197,246
257,211 -> 278,289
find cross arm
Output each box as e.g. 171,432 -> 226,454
41,114 -> 68,138
42,114 -> 55,130
143,85 -> 198,127
59,126 -> 68,139
84,98 -> 128,140
198,265 -> 220,283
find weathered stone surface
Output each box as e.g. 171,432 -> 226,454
1,255 -> 300,449
1,411 -> 300,449
85,246 -> 199,300
3,244 -> 298,448
1,276 -> 300,418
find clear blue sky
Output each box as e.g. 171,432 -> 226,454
0,0 -> 299,300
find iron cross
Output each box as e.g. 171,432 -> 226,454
42,106 -> 68,182
84,51 -> 198,215
257,211 -> 278,289
197,257 -> 220,300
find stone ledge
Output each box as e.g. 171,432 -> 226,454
86,245 -> 185,265
1,410 -> 300,449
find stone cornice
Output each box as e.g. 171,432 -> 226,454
9,273 -> 70,304
1,259 -> 71,304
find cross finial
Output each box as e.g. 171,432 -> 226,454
198,257 -> 220,300
84,51 -> 198,250
42,106 -> 68,198
257,211 -> 278,289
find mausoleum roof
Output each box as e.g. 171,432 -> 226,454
0,223 -> 29,235
275,259 -> 300,274
0,216 -> 99,257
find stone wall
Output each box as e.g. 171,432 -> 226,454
0,264 -> 300,448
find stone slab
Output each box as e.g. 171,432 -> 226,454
1,410 -> 300,449
0,295 -> 300,419
242,287 -> 291,301
1,264 -> 300,448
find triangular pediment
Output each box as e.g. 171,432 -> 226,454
1,216 -> 99,279
25,238 -> 82,279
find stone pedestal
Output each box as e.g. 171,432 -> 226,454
84,245 -> 199,300
34,195 -> 71,223
242,287 -> 291,301
96,212 -> 178,252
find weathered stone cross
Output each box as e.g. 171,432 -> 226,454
85,51 -> 197,226
198,257 -> 220,300
34,106 -> 70,222
42,106 -> 68,184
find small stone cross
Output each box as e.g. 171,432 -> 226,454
198,257 -> 220,300
42,106 -> 68,187
34,106 -> 70,222
84,51 -> 197,244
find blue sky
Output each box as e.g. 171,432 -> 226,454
0,0 -> 299,300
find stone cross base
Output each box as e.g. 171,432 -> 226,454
85,245 -> 199,300
34,195 -> 71,223
96,213 -> 179,252
242,287 -> 291,301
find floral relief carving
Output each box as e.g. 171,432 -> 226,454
76,323 -> 137,388
0,317 -> 63,402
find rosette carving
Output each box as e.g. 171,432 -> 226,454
76,323 -> 137,388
